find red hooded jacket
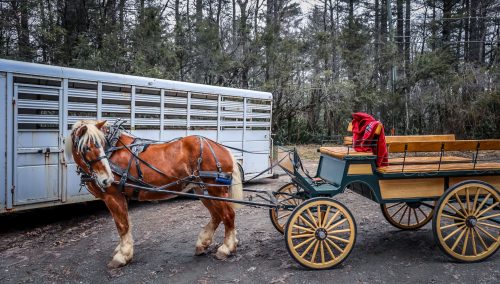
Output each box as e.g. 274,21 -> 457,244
351,112 -> 388,167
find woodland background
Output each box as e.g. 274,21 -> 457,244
1,0 -> 499,143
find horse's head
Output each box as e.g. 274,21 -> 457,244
66,120 -> 114,188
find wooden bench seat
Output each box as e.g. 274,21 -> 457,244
386,134 -> 456,143
387,140 -> 500,153
389,156 -> 470,165
344,134 -> 456,146
319,146 -> 374,159
378,162 -> 500,173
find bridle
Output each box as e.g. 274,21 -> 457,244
72,126 -> 110,190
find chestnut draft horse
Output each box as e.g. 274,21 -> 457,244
66,120 -> 243,268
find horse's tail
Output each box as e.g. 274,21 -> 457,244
230,154 -> 243,209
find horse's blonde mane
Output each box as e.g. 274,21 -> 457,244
69,120 -> 107,153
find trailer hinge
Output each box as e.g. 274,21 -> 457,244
12,97 -> 16,105
11,185 -> 15,194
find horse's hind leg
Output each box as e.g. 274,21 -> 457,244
195,199 -> 221,255
103,193 -> 134,268
215,203 -> 238,260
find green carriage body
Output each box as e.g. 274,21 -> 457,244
289,150 -> 500,205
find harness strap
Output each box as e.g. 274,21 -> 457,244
197,136 -> 204,174
204,137 -> 222,173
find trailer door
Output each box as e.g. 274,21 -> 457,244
12,78 -> 63,205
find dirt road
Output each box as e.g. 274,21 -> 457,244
0,161 -> 498,283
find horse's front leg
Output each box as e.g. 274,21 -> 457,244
196,199 -> 221,255
102,191 -> 134,268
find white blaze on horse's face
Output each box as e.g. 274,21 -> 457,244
93,144 -> 114,188
71,121 -> 114,188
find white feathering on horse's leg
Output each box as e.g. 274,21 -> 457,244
195,218 -> 219,255
108,219 -> 134,268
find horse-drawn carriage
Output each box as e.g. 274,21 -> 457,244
70,117 -> 499,269
271,120 -> 500,269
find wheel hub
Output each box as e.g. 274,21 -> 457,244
406,202 -> 421,209
465,216 -> 478,228
315,228 -> 328,240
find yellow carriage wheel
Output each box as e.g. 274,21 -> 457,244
270,183 -> 304,234
284,197 -> 356,269
381,201 -> 435,230
433,181 -> 500,262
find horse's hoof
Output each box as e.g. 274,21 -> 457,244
195,246 -> 207,256
107,254 -> 128,269
215,245 -> 230,260
107,259 -> 126,269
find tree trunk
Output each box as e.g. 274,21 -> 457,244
396,0 -> 404,57
442,0 -> 453,48
404,0 -> 410,73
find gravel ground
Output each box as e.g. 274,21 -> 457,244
0,160 -> 498,284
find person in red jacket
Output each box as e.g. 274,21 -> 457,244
351,112 -> 388,167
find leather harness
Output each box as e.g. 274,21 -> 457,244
75,120 -> 232,199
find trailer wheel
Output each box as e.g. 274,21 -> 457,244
284,197 -> 356,269
433,180 -> 500,262
381,201 -> 435,230
269,183 -> 304,234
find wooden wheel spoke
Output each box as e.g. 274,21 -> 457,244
407,206 -> 411,225
306,209 -> 318,228
320,241 -> 325,263
399,206 -> 409,224
278,212 -> 292,220
327,218 -> 348,231
472,187 -> 480,216
300,239 -> 317,258
477,212 -> 500,221
324,239 -> 336,259
476,202 -> 500,218
475,224 -> 498,242
417,207 -> 428,219
443,225 -> 466,242
292,233 -> 315,239
292,224 -> 316,233
328,228 -> 351,234
293,236 -> 315,250
461,228 -> 470,255
446,202 -> 466,218
474,193 -> 491,216
326,238 -> 344,253
317,205 -> 322,227
310,240 -> 320,262
324,210 -> 341,229
413,208 -> 420,224
454,193 -> 468,216
321,206 -> 331,227
440,222 -> 465,230
327,235 -> 350,244
477,221 -> 500,230
473,227 -> 489,250
441,213 -> 465,221
298,214 -> 317,230
450,227 -> 467,252
386,202 -> 403,209
471,227 -> 478,256
465,188 -> 470,214
390,203 -> 406,218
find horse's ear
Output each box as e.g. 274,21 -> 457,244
95,120 -> 107,129
75,125 -> 88,137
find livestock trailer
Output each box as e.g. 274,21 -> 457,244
0,59 -> 273,213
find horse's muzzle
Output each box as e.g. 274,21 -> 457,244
98,177 -> 114,188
